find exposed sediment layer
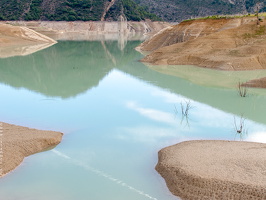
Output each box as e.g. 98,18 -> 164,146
5,21 -> 170,41
156,140 -> 266,200
1,122 -> 63,177
140,17 -> 266,71
0,23 -> 57,44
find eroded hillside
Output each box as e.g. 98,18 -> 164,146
141,17 -> 266,71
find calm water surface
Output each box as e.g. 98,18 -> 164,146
0,41 -> 266,200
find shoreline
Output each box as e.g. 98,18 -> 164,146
3,21 -> 170,41
0,122 -> 62,178
156,140 -> 266,200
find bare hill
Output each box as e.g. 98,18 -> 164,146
141,17 -> 266,71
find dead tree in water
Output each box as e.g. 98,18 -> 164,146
233,115 -> 247,140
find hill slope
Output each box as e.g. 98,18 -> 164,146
0,0 -> 160,21
133,0 -> 266,21
141,17 -> 266,71
1,0 -> 265,22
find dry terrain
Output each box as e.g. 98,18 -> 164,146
5,21 -> 170,41
0,23 -> 57,58
140,17 -> 266,88
157,140 -> 266,200
141,17 -> 266,71
1,122 -> 62,177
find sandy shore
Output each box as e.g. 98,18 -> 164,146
0,122 -> 62,177
156,140 -> 266,200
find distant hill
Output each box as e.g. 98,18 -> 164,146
132,0 -> 266,21
0,0 -> 161,21
0,0 -> 265,22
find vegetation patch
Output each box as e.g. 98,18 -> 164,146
243,25 -> 266,39
0,0 -> 161,21
183,13 -> 266,23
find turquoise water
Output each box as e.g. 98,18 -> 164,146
0,41 -> 266,200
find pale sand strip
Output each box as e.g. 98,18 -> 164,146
0,122 -> 62,177
156,140 -> 266,200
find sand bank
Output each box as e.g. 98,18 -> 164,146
0,23 -> 57,58
0,122 -> 62,177
156,140 -> 266,200
0,23 -> 56,45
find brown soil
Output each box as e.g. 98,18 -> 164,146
141,17 -> 266,71
1,122 -> 62,177
156,140 -> 266,200
138,18 -> 244,52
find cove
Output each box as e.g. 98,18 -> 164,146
0,41 -> 265,200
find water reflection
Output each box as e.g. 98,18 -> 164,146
145,64 -> 266,89
0,41 -> 266,200
116,56 -> 266,125
0,41 -> 266,125
0,41 -> 140,98
0,43 -> 55,58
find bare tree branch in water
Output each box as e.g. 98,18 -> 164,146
174,100 -> 192,127
233,115 -> 248,141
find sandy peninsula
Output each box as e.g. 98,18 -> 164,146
156,140 -> 266,200
0,122 -> 62,177
0,23 -> 57,58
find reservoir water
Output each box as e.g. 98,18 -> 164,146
0,40 -> 266,200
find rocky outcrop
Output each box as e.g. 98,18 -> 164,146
141,17 -> 266,71
101,0 -> 117,21
156,140 -> 266,200
1,122 -> 63,177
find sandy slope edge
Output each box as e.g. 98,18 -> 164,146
0,23 -> 57,44
1,122 -> 63,177
0,23 -> 57,58
156,140 -> 266,200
